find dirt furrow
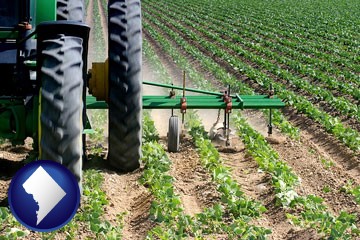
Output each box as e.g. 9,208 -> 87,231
215,132 -> 317,239
101,169 -> 154,240
143,55 -> 220,217
165,138 -> 220,216
243,110 -> 360,218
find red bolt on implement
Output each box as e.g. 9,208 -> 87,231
181,71 -> 187,114
225,97 -> 232,113
180,97 -> 187,113
222,91 -> 232,113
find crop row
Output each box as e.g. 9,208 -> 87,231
142,21 -> 360,238
142,111 -> 271,239
181,0 -> 360,60
242,0 -> 359,36
142,45 -> 273,238
233,115 -> 359,238
142,5 -> 360,152
145,1 -> 360,125
154,0 -> 360,100
187,110 -> 359,239
222,0 -> 360,43
164,0 -> 360,75
92,0 -> 106,62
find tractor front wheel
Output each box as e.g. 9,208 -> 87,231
38,35 -> 84,189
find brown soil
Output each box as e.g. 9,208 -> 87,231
242,110 -> 360,220
165,138 -> 220,216
98,165 -> 155,240
0,138 -> 33,205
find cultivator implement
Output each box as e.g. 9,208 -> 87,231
86,75 -> 284,151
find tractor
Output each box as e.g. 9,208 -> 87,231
0,0 -> 284,188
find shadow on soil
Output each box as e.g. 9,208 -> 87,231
0,150 -> 136,208
84,153 -> 143,175
0,159 -> 26,179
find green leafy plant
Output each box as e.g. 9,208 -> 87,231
321,158 -> 334,169
0,207 -> 29,239
142,111 -> 160,143
322,186 -> 331,193
78,169 -> 125,239
341,181 -> 360,205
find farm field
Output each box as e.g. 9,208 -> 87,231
1,0 -> 360,239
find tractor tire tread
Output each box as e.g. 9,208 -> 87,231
57,0 -> 85,22
39,35 -> 83,185
108,0 -> 142,172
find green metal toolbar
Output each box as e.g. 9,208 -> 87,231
142,95 -> 283,109
86,95 -> 284,110
86,81 -> 285,110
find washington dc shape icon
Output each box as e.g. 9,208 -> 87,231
8,160 -> 80,232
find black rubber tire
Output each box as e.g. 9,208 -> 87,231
168,116 -> 180,152
57,0 -> 85,22
57,0 -> 88,161
39,35 -> 84,187
108,0 -> 142,172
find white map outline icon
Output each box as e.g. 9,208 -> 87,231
22,166 -> 67,225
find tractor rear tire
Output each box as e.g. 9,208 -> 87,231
107,0 -> 142,172
39,35 -> 84,189
57,0 -> 85,22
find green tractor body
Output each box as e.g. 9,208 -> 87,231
0,0 -> 56,145
0,0 -> 90,187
